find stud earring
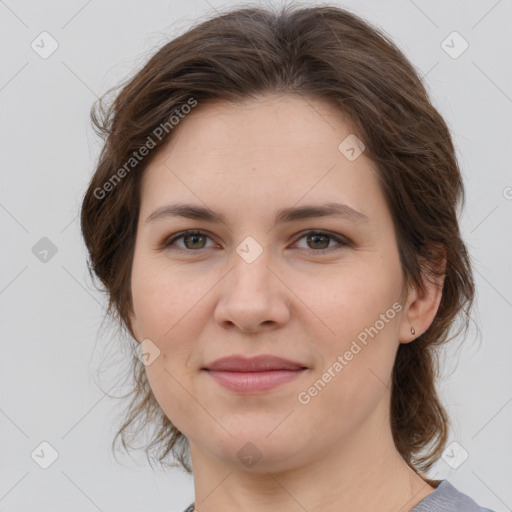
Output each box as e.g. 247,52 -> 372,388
411,327 -> 415,336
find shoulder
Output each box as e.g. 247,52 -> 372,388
411,480 -> 496,512
181,482 -> 496,512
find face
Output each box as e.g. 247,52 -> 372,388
129,94 -> 413,472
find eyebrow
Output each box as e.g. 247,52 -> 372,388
145,202 -> 370,225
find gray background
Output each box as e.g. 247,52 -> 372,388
1,0 -> 511,511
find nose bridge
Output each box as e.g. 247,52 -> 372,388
230,238 -> 274,294
214,238 -> 290,330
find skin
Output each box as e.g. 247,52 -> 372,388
129,94 -> 445,512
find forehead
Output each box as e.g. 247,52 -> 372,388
153,94 -> 359,161
139,94 -> 387,225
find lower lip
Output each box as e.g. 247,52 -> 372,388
203,369 -> 307,393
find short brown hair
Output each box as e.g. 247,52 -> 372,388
80,4 -> 475,475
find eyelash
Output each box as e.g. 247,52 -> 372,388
161,229 -> 350,255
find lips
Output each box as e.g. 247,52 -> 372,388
202,354 -> 307,372
201,355 -> 308,393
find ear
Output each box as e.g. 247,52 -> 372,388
399,246 -> 446,344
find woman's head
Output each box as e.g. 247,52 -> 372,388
80,5 -> 474,475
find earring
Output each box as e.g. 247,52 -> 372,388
411,327 -> 415,336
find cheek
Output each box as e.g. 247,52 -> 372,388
301,303 -> 400,438
306,258 -> 401,335
144,358 -> 195,435
130,255 -> 209,340
303,261 -> 401,403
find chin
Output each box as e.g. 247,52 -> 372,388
207,430 -> 305,471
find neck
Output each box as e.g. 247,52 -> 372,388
188,405 -> 436,512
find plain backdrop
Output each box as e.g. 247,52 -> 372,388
1,0 -> 511,511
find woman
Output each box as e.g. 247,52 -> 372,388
80,5 -> 495,511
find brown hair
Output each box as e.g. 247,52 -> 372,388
80,4 -> 475,476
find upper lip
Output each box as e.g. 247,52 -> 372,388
202,355 -> 307,372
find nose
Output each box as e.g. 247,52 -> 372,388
213,251 -> 291,333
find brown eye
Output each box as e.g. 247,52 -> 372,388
163,230 -> 215,251
182,232 -> 207,249
293,230 -> 349,254
306,233 -> 331,250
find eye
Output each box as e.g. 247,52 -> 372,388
162,230 -> 217,251
161,229 -> 350,254
292,230 -> 349,254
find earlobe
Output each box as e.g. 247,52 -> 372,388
399,287 -> 420,344
399,250 -> 446,344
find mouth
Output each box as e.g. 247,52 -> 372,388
202,354 -> 307,372
201,354 -> 308,393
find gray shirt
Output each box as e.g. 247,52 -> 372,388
410,480 -> 495,511
182,479 -> 495,511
